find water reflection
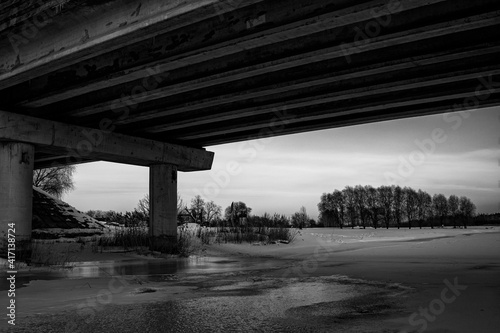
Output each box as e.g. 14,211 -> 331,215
66,257 -> 274,278
0,256 -> 279,290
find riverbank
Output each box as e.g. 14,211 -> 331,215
1,227 -> 499,332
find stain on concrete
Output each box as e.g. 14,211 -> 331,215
131,3 -> 142,17
80,29 -> 90,43
12,54 -> 22,70
202,30 -> 215,42
246,12 -> 267,29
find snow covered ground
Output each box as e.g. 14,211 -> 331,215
32,187 -> 107,239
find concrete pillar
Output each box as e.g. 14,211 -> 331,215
149,164 -> 177,250
0,142 -> 34,245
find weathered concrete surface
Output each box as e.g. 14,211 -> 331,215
149,164 -> 177,240
0,110 -> 214,171
0,142 -> 34,241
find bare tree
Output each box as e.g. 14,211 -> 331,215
354,185 -> 368,229
224,201 -> 252,227
403,187 -> 418,229
137,193 -> 186,220
416,190 -> 432,228
291,206 -> 309,229
137,194 -> 150,217
392,185 -> 404,229
343,186 -> 357,228
318,190 -> 346,228
365,185 -> 380,229
432,193 -> 448,227
377,185 -> 393,229
33,165 -> 76,199
318,193 -> 335,227
448,195 -> 460,228
423,191 -> 433,228
459,196 -> 476,229
318,185 -> 477,231
177,195 -> 187,216
204,201 -> 222,226
332,189 -> 345,228
188,195 -> 206,224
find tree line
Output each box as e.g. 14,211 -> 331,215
32,166 -> 489,230
178,196 -> 314,229
318,185 -> 476,229
87,194 -> 309,229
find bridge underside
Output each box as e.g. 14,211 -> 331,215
0,0 -> 499,245
1,0 -> 500,158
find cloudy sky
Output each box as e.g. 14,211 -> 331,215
65,106 -> 500,218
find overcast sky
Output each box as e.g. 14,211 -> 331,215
65,106 -> 500,218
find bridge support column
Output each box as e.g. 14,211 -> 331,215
149,163 -> 178,252
0,142 -> 34,253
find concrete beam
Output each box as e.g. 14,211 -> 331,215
176,78 -> 500,143
0,0 -> 263,90
189,98 -> 500,147
15,0 -> 436,108
103,10 -> 500,126
142,62 -> 500,133
0,110 -> 214,171
15,0 -> 497,117
0,142 -> 34,244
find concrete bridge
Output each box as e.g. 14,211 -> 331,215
1,0 -> 499,245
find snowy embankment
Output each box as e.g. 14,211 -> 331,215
32,187 -> 108,240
